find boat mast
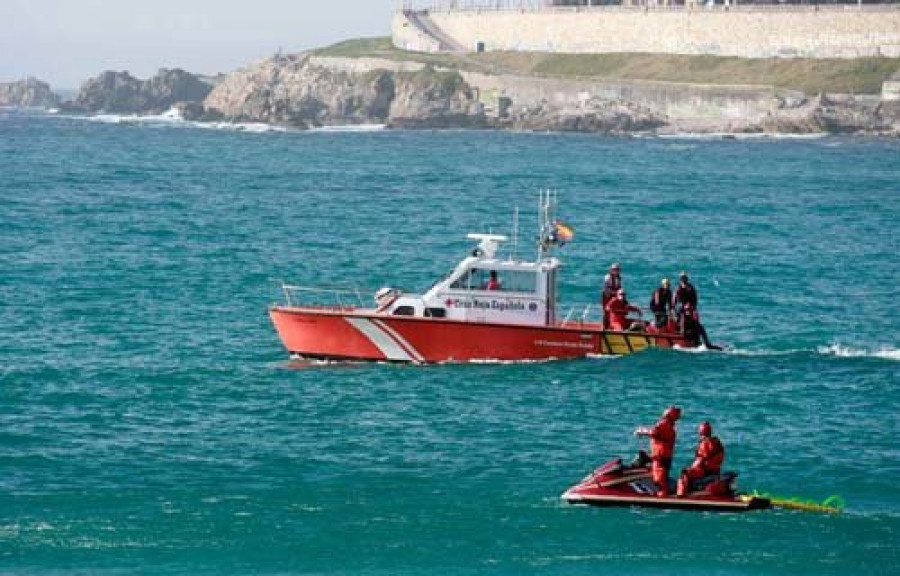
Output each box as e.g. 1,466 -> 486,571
537,189 -> 557,261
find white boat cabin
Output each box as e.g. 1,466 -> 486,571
377,234 -> 561,327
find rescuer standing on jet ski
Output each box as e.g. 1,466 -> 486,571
634,406 -> 681,496
677,421 -> 726,496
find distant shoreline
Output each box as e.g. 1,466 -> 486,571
4,37 -> 899,137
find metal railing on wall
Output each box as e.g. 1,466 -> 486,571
399,0 -> 900,10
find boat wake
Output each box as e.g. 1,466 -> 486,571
673,342 -> 899,361
816,343 -> 900,361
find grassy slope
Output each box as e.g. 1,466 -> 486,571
314,37 -> 900,95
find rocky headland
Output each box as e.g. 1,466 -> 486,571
202,53 -> 484,129
0,77 -> 60,108
63,68 -> 217,114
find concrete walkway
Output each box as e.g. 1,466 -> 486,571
406,10 -> 468,53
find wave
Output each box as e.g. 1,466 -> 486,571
308,124 -> 386,133
198,121 -> 287,133
55,109 -> 388,134
658,132 -> 828,141
53,108 -> 288,133
85,107 -> 186,125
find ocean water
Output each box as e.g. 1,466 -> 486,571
1,110 -> 898,574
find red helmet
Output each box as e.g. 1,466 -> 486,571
698,421 -> 712,437
663,406 -> 682,421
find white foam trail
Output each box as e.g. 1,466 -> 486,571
817,343 -> 900,361
669,343 -> 900,361
720,348 -> 808,357
585,353 -> 620,360
465,357 -> 557,365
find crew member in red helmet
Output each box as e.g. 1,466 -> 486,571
635,406 -> 681,496
677,421 -> 726,496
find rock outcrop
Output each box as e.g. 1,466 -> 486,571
204,54 -> 483,128
498,97 -> 664,134
68,68 -> 215,114
0,78 -> 60,108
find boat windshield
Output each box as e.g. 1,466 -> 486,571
449,268 -> 538,293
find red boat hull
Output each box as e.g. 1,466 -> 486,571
269,306 -> 690,363
562,461 -> 770,513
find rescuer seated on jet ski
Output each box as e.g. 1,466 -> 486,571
677,421 -> 726,497
634,406 -> 681,497
605,289 -> 643,331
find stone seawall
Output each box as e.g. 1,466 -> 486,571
393,7 -> 900,59
461,71 -> 784,131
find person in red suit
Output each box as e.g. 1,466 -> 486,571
677,421 -> 726,496
600,263 -> 622,328
635,406 -> 681,496
485,270 -> 501,290
605,289 -> 642,331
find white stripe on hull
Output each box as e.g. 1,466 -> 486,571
371,319 -> 425,363
564,493 -> 751,509
344,316 -> 421,362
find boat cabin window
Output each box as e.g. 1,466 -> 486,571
424,307 -> 446,318
393,306 -> 415,316
449,268 -> 537,293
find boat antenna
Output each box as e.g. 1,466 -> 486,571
537,189 -> 557,260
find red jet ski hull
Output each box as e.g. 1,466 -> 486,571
562,459 -> 770,513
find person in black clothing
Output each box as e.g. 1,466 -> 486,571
649,278 -> 673,329
672,272 -> 698,324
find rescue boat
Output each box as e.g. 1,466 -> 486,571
562,457 -> 771,513
269,193 -> 700,363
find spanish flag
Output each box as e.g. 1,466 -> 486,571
553,220 -> 575,243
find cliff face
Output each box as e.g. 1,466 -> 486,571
70,68 -> 214,113
0,78 -> 60,108
204,54 -> 483,128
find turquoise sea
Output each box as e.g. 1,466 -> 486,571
1,111 -> 898,574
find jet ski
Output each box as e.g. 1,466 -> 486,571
561,457 -> 770,512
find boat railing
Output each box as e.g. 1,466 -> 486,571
279,283 -> 368,310
559,303 -> 602,327
558,302 -> 648,327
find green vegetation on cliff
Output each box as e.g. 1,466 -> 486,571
315,37 -> 900,94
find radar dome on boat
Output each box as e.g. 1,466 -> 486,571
466,233 -> 508,259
